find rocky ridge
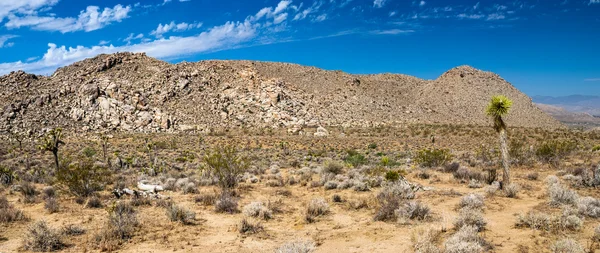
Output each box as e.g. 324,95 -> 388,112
0,52 -> 562,135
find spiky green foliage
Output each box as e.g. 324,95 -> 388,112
486,95 -> 513,132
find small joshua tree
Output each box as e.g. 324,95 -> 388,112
39,128 -> 65,172
486,95 -> 513,188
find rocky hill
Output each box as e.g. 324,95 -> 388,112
0,52 -> 562,135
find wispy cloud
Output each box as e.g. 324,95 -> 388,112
5,4 -> 132,33
590,0 -> 600,5
373,0 -> 387,8
0,34 -> 18,48
150,21 -> 203,38
584,78 -> 600,81
371,29 -> 414,35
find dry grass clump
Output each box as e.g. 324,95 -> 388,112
166,204 -> 196,225
526,172 -> 539,181
444,225 -> 489,253
504,183 -> 520,198
396,201 -> 432,224
484,182 -> 500,197
305,198 -> 329,223
22,220 -> 65,252
243,201 -> 273,220
374,180 -> 416,221
95,202 -> 138,251
238,218 -> 264,234
62,224 -> 85,236
0,196 -> 27,223
411,228 -> 441,253
21,181 -> 39,203
42,186 -> 56,199
548,182 -> 579,206
550,239 -> 584,253
454,208 -> 487,232
195,191 -> 218,206
323,160 -> 344,175
86,196 -> 103,208
458,194 -> 484,210
215,191 -> 239,213
515,210 -> 583,232
44,198 -> 60,213
275,240 -> 316,253
576,196 -> 600,218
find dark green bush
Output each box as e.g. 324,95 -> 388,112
535,140 -> 577,166
384,171 -> 400,182
344,150 -> 367,167
414,148 -> 453,168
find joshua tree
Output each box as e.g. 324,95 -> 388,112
39,128 -> 65,172
486,95 -> 513,188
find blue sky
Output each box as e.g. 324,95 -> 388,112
0,0 -> 598,96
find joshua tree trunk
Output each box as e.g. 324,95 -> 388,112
52,150 -> 59,172
499,129 -> 510,187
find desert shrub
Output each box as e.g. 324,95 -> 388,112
44,198 -> 59,213
238,218 -> 263,234
195,192 -> 218,206
0,196 -> 26,223
62,224 -> 85,236
166,204 -> 195,225
526,172 -> 539,181
203,146 -> 249,190
546,175 -> 560,185
182,182 -> 197,194
396,201 -> 431,223
411,228 -> 441,253
82,146 -> 97,158
243,202 -> 272,220
323,161 -> 344,174
444,225 -> 487,253
458,194 -> 484,210
23,220 -> 65,252
536,140 -> 577,166
21,181 -> 39,203
344,150 -> 367,167
56,158 -> 112,197
86,196 -> 103,208
414,148 -> 453,168
332,194 -> 343,202
577,197 -> 600,218
379,180 -> 415,200
324,181 -> 337,190
215,191 -> 238,213
516,211 -> 583,232
509,138 -> 533,166
592,145 -> 600,152
42,187 -> 56,200
275,240 -> 316,253
305,198 -> 329,223
95,202 -> 138,251
454,208 -> 487,231
550,239 -> 584,253
504,183 -> 520,198
384,170 -> 400,182
155,199 -> 174,208
0,166 -> 18,185
129,197 -> 152,207
353,181 -> 369,192
468,179 -> 482,188
548,183 -> 579,206
484,182 -> 500,197
416,169 -> 431,179
443,162 -> 460,173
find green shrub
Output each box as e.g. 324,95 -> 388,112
384,171 -> 400,182
82,147 -> 97,158
203,146 -> 249,190
323,161 -> 344,175
0,166 -> 18,185
592,145 -> 600,152
344,150 -> 367,167
414,148 -> 453,168
368,143 -> 378,149
56,158 -> 112,197
535,140 -> 577,166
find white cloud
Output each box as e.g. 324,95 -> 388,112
99,40 -> 110,45
5,4 -> 132,33
124,33 -> 144,43
312,14 -> 327,22
0,1 -> 296,75
457,13 -> 485,19
389,11 -> 396,17
474,2 -> 480,9
419,1 -> 426,7
150,21 -> 203,37
486,13 -> 505,20
0,35 -> 18,48
373,0 -> 387,8
590,0 -> 600,4
0,0 -> 59,22
371,29 -> 414,35
293,1 -> 323,21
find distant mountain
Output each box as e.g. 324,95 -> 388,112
532,95 -> 600,116
535,103 -> 600,129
